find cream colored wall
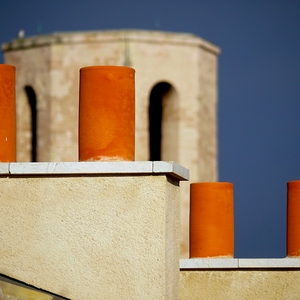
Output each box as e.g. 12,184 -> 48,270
2,30 -> 220,257
0,162 -> 184,300
198,47 -> 218,182
180,270 -> 300,300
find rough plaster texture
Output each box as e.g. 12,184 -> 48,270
2,30 -> 220,257
0,169 -> 181,299
180,270 -> 300,300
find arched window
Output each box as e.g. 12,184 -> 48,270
148,82 -> 178,161
24,86 -> 37,162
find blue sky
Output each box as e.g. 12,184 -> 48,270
1,0 -> 300,257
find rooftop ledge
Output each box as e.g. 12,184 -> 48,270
180,258 -> 300,269
2,30 -> 220,55
0,161 -> 189,181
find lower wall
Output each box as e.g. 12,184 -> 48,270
0,162 -> 188,300
180,259 -> 300,300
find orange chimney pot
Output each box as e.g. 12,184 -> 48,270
79,66 -> 135,161
287,180 -> 300,257
190,182 -> 234,258
0,64 -> 16,162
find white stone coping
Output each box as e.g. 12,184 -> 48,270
180,258 -> 300,269
0,161 -> 189,181
0,164 -> 9,174
180,258 -> 239,269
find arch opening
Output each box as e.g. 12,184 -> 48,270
24,86 -> 37,162
148,82 -> 178,161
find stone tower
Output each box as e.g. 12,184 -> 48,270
2,30 -> 220,256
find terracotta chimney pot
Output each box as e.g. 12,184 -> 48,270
79,66 -> 135,161
0,64 -> 16,162
287,180 -> 300,257
190,182 -> 234,258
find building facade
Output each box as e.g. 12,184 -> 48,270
2,30 -> 220,256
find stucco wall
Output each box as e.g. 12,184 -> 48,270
0,162 -> 187,300
180,269 -> 300,300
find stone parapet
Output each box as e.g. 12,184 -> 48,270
180,258 -> 300,299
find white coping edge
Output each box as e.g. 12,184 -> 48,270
180,258 -> 300,269
0,164 -> 9,174
180,258 -> 239,269
152,161 -> 190,180
0,161 -> 189,181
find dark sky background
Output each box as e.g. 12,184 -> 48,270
1,0 -> 300,258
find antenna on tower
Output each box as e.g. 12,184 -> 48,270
18,29 -> 25,39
